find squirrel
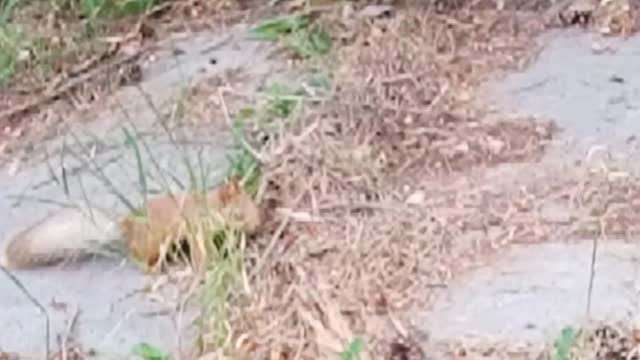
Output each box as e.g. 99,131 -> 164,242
0,177 -> 262,273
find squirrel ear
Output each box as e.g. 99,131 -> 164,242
228,174 -> 241,186
220,176 -> 241,204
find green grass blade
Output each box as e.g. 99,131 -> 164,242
132,342 -> 170,360
553,326 -> 579,360
248,14 -> 310,41
123,126 -> 148,205
341,337 -> 365,360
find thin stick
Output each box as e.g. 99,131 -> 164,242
113,95 -> 182,195
0,46 -> 144,122
250,189 -> 306,280
218,87 -> 267,164
0,266 -> 50,359
175,270 -> 202,360
586,217 -> 605,318
63,129 -> 138,212
59,306 -> 80,360
133,85 -> 198,192
317,202 -> 413,214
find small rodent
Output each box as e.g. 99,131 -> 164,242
120,176 -> 262,273
0,177 -> 262,273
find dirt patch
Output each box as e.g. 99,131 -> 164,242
0,0 -> 256,160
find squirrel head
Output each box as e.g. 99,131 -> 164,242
219,176 -> 242,203
212,175 -> 262,235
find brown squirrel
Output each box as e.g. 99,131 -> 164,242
0,177 -> 262,273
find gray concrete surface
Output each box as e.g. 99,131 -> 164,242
417,30 -> 640,354
419,241 -> 640,349
0,23 -> 294,359
485,29 -> 640,169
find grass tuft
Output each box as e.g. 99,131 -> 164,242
132,342 -> 170,360
199,225 -> 246,354
552,326 -> 580,360
250,12 -> 332,58
341,337 -> 366,360
0,0 -> 156,85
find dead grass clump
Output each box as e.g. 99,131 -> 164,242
229,153 -> 640,356
187,3 -> 640,359
226,110 -> 563,358
328,5 -> 557,181
218,6 -> 568,358
561,165 -> 640,239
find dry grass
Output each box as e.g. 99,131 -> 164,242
201,4 -> 563,359
188,4 -> 640,359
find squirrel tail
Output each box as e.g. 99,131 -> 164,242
0,207 -> 126,270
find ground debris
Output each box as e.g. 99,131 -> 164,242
224,4 -> 567,358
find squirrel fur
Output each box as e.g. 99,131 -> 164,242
0,177 -> 262,273
120,177 -> 262,273
1,207 -> 122,269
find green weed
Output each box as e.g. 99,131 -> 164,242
264,83 -> 298,118
81,0 -> 156,33
224,80 -> 312,198
194,76 -> 332,356
282,24 -> 331,58
132,342 -> 170,360
249,14 -> 312,41
227,147 -> 261,198
76,0 -> 157,20
0,0 -> 26,85
341,337 -> 365,360
552,326 -> 580,360
199,225 -> 246,353
306,71 -> 332,94
0,23 -> 77,86
0,0 -> 20,25
0,0 -> 156,84
116,0 -> 156,17
0,26 -> 20,85
224,74 -> 333,199
115,91 -> 260,355
227,106 -> 261,198
123,126 -> 149,206
249,13 -> 332,58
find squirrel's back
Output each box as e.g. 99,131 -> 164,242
120,178 -> 262,272
1,207 -> 122,269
